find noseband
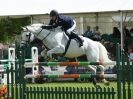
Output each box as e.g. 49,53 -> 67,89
21,27 -> 32,46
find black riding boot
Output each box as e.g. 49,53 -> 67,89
69,32 -> 83,47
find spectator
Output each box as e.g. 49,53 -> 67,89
128,47 -> 133,61
130,28 -> 133,37
83,26 -> 93,38
123,26 -> 131,37
112,27 -> 120,37
91,26 -> 101,41
95,26 -> 101,35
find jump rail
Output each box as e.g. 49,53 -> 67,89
24,61 -> 116,67
24,74 -> 105,79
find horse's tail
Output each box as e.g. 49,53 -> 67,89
98,42 -> 114,66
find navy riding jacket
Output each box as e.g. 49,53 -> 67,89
49,15 -> 74,32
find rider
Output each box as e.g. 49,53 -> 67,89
42,10 -> 83,47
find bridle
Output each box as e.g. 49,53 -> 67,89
21,27 -> 52,50
21,27 -> 32,46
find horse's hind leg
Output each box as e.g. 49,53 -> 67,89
86,50 -> 99,86
98,65 -> 110,86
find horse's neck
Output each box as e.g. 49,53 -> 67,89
42,29 -> 69,49
28,25 -> 69,48
54,29 -> 69,42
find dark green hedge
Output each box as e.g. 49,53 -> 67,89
0,17 -> 30,43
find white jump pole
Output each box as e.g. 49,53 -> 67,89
31,47 -> 38,83
3,47 -> 15,84
8,47 -> 15,84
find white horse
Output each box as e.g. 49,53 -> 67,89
20,23 -> 113,85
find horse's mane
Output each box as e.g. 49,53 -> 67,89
28,23 -> 43,28
24,23 -> 63,33
23,23 -> 43,32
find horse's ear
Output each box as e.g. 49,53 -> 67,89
21,27 -> 25,30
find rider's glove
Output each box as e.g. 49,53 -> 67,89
41,25 -> 54,29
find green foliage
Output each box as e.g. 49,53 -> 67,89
0,17 -> 30,43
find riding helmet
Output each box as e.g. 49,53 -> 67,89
50,10 -> 59,17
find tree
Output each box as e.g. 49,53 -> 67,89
0,17 -> 30,43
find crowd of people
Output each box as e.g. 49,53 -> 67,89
83,26 -> 133,61
83,26 -> 101,41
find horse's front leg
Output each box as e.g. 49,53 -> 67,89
47,45 -> 65,58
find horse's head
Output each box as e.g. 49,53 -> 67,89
20,23 -> 50,48
20,23 -> 65,48
20,27 -> 35,47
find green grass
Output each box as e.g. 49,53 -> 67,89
27,82 -> 117,88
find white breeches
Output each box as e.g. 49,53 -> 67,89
66,20 -> 76,34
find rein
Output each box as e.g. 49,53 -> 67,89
41,30 -> 52,41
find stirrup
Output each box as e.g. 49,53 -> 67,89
79,40 -> 83,47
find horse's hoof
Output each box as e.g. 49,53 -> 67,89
91,77 -> 97,85
104,81 -> 110,86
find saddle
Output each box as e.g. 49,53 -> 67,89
63,31 -> 84,56
66,31 -> 84,47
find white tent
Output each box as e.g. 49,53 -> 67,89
0,0 -> 133,16
0,0 -> 133,50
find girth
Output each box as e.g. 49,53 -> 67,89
62,39 -> 71,56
